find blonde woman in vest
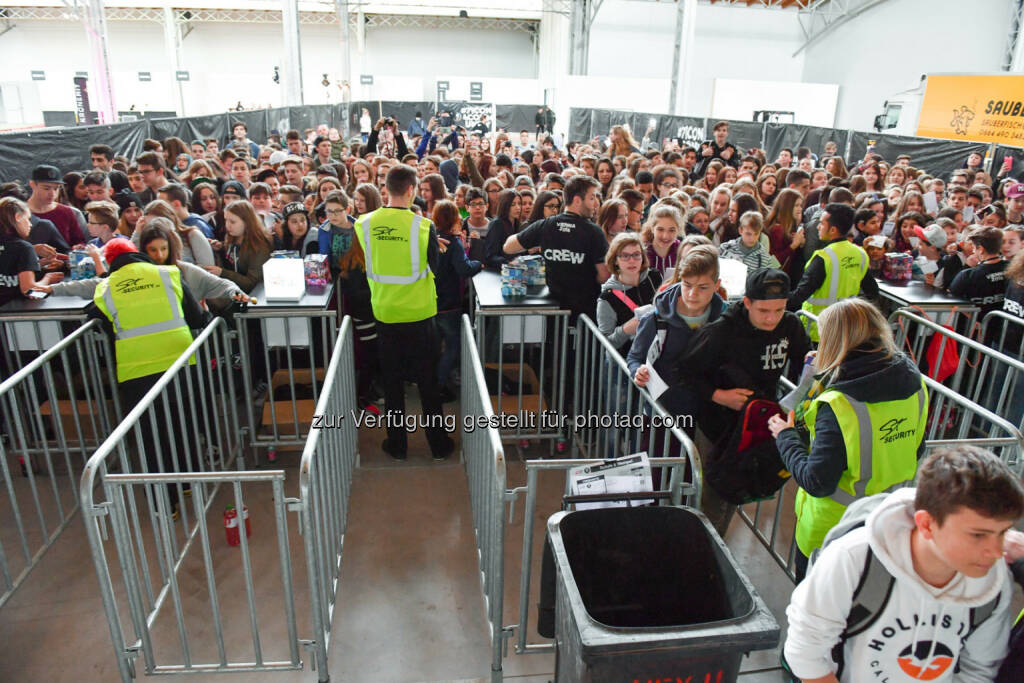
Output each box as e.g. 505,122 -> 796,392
768,298 -> 927,581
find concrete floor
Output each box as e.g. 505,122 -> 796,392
0,396 -> 799,683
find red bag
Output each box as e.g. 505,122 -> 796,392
925,327 -> 960,383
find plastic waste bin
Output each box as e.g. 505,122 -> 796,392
547,505 -> 779,682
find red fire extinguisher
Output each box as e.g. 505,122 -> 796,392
224,504 -> 251,546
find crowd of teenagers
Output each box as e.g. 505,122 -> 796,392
2,115 -> 1024,680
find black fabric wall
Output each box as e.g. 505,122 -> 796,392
2,103 -> 1012,185
846,131 -> 989,179
763,123 -> 849,163
0,121 -> 150,183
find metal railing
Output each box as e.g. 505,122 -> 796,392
80,318 -> 274,681
82,314 -> 357,681
473,306 -> 572,448
736,309 -> 1024,582
0,319 -> 119,609
976,310 -> 1024,432
234,308 -> 338,463
297,315 -> 359,682
460,314 -> 509,683
462,313 -> 703,680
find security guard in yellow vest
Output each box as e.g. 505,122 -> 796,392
88,239 -> 206,508
355,164 -> 454,461
769,298 -> 926,581
787,203 -> 878,341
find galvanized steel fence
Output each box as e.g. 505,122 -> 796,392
0,318 -> 120,608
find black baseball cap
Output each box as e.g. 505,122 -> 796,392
745,268 -> 790,301
282,202 -> 307,221
221,180 -> 247,199
113,189 -> 143,213
31,165 -> 63,184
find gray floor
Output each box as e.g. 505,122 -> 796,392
0,399 -> 797,682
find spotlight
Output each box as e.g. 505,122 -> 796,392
272,66 -> 280,84
459,10 -> 468,18
321,73 -> 330,88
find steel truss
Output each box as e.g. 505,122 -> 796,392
0,6 -> 538,33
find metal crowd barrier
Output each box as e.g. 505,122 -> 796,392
461,313 -> 702,681
80,318 -> 270,681
297,315 -> 359,681
976,310 -> 1024,432
736,309 -> 1024,583
473,307 -> 572,449
82,314 -> 357,682
460,314 -> 509,683
234,309 -> 338,463
890,308 -> 1024,404
0,319 -> 119,609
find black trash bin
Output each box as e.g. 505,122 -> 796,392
547,505 -> 779,683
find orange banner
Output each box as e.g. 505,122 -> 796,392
916,74 -> 1024,145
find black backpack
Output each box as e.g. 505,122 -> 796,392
782,494 -> 1000,680
995,594 -> 1024,682
704,397 -> 790,505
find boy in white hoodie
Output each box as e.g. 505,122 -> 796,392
784,446 -> 1024,682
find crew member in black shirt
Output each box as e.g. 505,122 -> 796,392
950,226 -> 1007,327
502,175 -> 609,320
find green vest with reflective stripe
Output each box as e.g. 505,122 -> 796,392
354,207 -> 436,324
801,240 -> 869,341
94,262 -> 194,383
794,379 -> 928,556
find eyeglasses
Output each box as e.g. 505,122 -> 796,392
326,208 -> 346,216
661,182 -> 679,189
617,252 -> 643,261
468,200 -> 487,207
545,202 -> 561,210
629,208 -> 643,217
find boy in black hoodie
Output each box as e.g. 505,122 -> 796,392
676,269 -> 811,533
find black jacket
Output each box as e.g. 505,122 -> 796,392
676,302 -> 811,441
435,235 -> 482,312
775,349 -> 925,498
694,139 -> 741,178
86,252 -> 208,339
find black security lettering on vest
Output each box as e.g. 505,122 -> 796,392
114,277 -> 157,295
372,225 -> 408,242
878,417 -> 916,445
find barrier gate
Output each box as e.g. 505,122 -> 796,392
461,314 -> 702,682
81,316 -> 358,681
0,318 -> 120,609
739,309 -> 1024,582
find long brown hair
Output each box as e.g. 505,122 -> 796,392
764,188 -> 803,241
223,200 -> 273,253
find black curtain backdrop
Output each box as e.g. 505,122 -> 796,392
497,104 -> 543,135
847,131 -> 989,179
1,103 -> 1008,185
763,123 -> 850,164
992,144 -> 1024,193
0,120 -> 150,183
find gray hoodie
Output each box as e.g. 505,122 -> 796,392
785,488 -> 1013,682
596,269 -> 660,352
49,260 -> 241,301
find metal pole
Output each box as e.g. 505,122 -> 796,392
336,0 -> 352,136
162,6 -> 186,117
82,0 -> 116,123
281,0 -> 304,106
668,0 -> 685,114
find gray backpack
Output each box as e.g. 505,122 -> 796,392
783,493 -> 999,679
